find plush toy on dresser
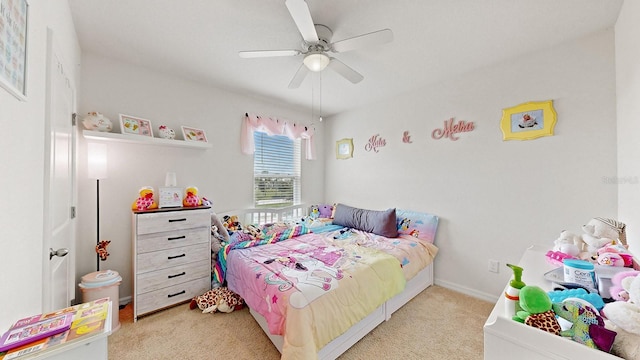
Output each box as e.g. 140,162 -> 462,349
553,300 -> 617,352
183,186 -> 202,207
132,186 -> 158,211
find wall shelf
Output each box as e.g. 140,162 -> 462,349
82,130 -> 212,149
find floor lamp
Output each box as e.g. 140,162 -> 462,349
88,143 -> 108,272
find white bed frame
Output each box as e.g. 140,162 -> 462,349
249,263 -> 434,360
221,204 -> 436,359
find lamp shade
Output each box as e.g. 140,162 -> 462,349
88,143 -> 108,179
303,52 -> 330,72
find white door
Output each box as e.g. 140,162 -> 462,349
43,29 -> 76,312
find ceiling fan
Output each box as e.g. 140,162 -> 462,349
238,0 -> 393,89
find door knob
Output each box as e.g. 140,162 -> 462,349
49,248 -> 69,260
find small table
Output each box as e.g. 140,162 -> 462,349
0,299 -> 112,360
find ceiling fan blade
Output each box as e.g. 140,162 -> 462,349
285,0 -> 319,43
288,64 -> 309,89
331,29 -> 393,53
239,50 -> 301,58
327,58 -> 364,84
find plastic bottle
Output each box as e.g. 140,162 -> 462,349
505,263 -> 526,319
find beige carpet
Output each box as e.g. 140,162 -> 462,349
108,285 -> 493,360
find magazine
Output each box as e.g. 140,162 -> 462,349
0,313 -> 73,352
0,298 -> 110,359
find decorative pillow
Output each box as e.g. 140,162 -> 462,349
395,209 -> 439,243
318,204 -> 334,218
332,203 -> 398,238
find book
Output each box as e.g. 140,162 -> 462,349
0,312 -> 73,352
0,298 -> 110,359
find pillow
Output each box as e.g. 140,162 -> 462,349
332,203 -> 398,238
318,204 -> 334,218
395,209 -> 439,243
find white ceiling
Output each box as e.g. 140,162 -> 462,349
68,0 -> 623,117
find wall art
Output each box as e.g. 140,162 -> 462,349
365,134 -> 386,152
432,118 -> 475,141
120,114 -> 153,137
402,131 -> 413,143
336,138 -> 353,159
500,100 -> 557,141
0,0 -> 28,100
182,126 -> 208,142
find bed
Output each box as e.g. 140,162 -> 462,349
214,204 -> 439,360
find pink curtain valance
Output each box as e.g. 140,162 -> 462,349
241,113 -> 316,160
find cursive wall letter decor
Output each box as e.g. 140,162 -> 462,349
402,131 -> 412,143
364,134 -> 386,152
431,118 -> 475,141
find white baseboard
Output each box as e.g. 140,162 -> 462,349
434,278 -> 499,303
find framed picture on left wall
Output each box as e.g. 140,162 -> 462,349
0,0 -> 28,101
119,114 -> 154,137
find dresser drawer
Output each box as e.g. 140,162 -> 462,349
136,243 -> 210,274
136,209 -> 211,235
136,259 -> 211,295
137,227 -> 209,254
136,277 -> 210,316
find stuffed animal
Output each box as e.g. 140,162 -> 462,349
222,215 -> 242,232
244,224 -> 263,239
82,112 -> 112,132
581,218 -> 625,256
603,272 -> 640,336
553,230 -> 586,257
514,285 -> 561,335
132,186 -> 158,211
310,205 -> 320,219
553,299 -> 617,352
95,240 -> 111,261
596,244 -> 634,267
607,270 -> 640,302
189,287 -> 244,314
183,186 -> 202,207
318,204 -> 334,218
158,125 -> 176,139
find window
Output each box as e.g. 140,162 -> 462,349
253,131 -> 301,208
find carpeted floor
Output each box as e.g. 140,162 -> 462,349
108,285 -> 493,360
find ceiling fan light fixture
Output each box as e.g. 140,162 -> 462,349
303,52 -> 330,72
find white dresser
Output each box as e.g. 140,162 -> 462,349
132,207 -> 211,321
483,244 -> 624,359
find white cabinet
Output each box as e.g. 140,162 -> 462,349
132,207 -> 211,321
483,245 -> 622,359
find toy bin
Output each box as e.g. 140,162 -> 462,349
79,270 -> 122,332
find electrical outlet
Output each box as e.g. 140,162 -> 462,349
488,259 -> 499,273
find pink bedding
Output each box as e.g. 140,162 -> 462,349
225,227 -> 438,359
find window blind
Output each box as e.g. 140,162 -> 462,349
253,131 -> 301,207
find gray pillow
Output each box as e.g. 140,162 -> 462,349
332,203 -> 398,238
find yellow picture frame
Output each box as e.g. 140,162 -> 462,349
336,138 -> 353,159
500,100 -> 557,141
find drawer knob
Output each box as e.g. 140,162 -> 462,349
168,253 -> 186,260
168,290 -> 186,298
168,218 -> 187,223
168,272 -> 186,279
167,235 -> 186,241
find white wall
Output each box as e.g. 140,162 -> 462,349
0,0 -> 81,330
616,0 -> 640,256
76,53 -> 325,301
324,29 -> 618,301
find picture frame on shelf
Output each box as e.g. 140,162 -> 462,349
119,114 -> 154,137
500,100 -> 557,141
181,126 -> 208,142
336,138 -> 354,159
158,187 -> 183,208
0,0 -> 28,101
